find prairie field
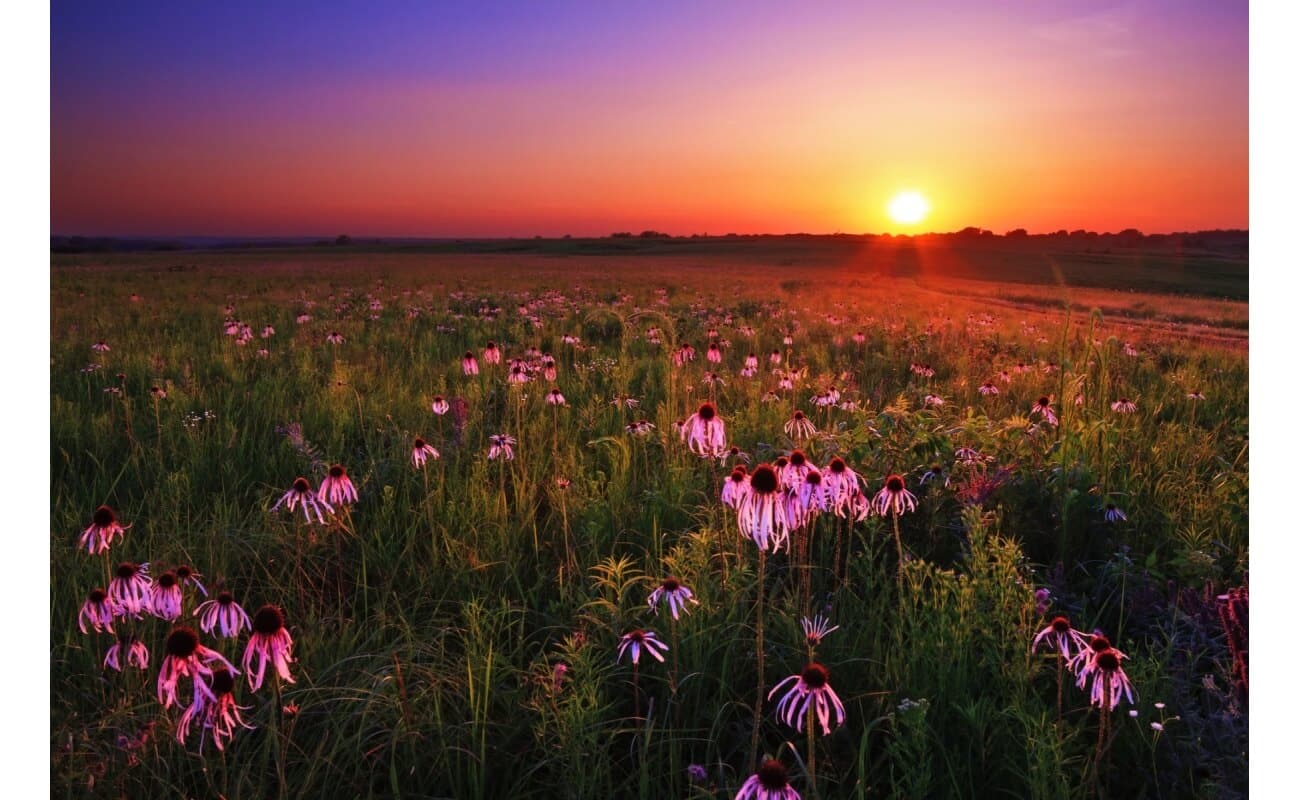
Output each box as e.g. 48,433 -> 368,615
51,244 -> 1248,798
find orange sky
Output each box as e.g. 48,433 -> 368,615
52,2 -> 1247,237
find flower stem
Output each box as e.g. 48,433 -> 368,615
750,547 -> 767,769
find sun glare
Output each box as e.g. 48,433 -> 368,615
887,191 -> 930,225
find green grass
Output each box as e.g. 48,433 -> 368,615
51,254 -> 1247,798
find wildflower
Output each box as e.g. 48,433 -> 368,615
92,340 -> 111,352
488,433 -> 517,460
1031,396 -> 1058,426
920,464 -> 949,486
769,349 -> 782,365
411,437 -> 440,469
541,355 -> 557,381
784,410 -> 817,441
823,457 -> 863,516
721,466 -> 750,508
786,470 -> 829,528
104,632 -> 150,671
627,420 -> 656,436
175,564 -> 208,597
483,341 -> 502,364
978,382 -> 1000,396
148,571 -> 184,621
686,764 -> 709,784
78,588 -> 115,634
462,351 -> 480,375
431,395 -> 450,415
647,577 -> 699,620
177,667 -> 254,752
1034,588 -> 1052,616
295,313 -> 312,324
954,447 -> 986,464
769,662 -> 847,735
800,615 -> 840,647
243,605 -> 295,691
707,342 -> 722,363
780,451 -> 814,489
149,385 -> 166,401
261,325 -> 275,338
736,760 -> 801,800
1111,398 -> 1137,413
109,561 -> 151,617
1077,637 -> 1136,710
873,474 -> 918,516
319,464 -> 359,506
1187,391 -> 1205,400
611,394 -> 640,410
270,477 -> 335,524
1130,709 -> 1139,718
555,477 -> 572,490
79,505 -> 130,554
737,464 -> 791,552
325,331 -> 344,345
546,388 -> 567,406
1104,504 -> 1128,523
761,391 -> 781,403
1032,616 -> 1092,660
745,353 -> 759,370
195,591 -> 252,638
617,629 -> 668,665
683,402 -> 727,457
158,627 -> 238,709
507,362 -> 531,384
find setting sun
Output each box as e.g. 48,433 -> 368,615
887,191 -> 930,225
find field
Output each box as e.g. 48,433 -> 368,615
51,241 -> 1248,798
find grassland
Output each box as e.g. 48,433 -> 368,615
51,244 -> 1247,798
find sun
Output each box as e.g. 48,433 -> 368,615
887,191 -> 930,225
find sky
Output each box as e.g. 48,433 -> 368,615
50,0 -> 1248,237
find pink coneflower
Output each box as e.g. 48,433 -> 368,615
79,505 -> 130,554
920,464 -> 949,486
462,352 -> 480,375
1111,398 -> 1137,413
488,433 -> 517,460
296,313 -> 312,324
1032,615 -> 1092,660
431,395 -> 450,415
541,355 -> 557,381
483,341 -> 502,364
270,477 -> 335,524
784,410 -> 817,441
150,385 -> 167,401
873,474 -> 918,516
745,353 -> 759,370
769,662 -> 847,735
176,667 -> 254,752
546,388 -> 567,406
195,591 -> 252,638
109,561 -> 151,617
978,382 -> 1000,396
319,464 -> 359,506
104,632 -> 149,671
737,464 -> 790,552
261,325 -> 275,338
148,571 -> 184,621
617,629 -> 669,665
243,605 -> 295,692
800,615 -> 840,648
79,588 -> 115,634
707,342 -> 722,363
721,466 -> 750,508
954,447 -> 987,464
175,564 -> 208,597
737,760 -> 801,800
507,362 -> 531,384
769,349 -> 782,365
158,627 -> 238,709
611,394 -> 640,409
647,577 -> 699,620
1034,588 -> 1052,616
780,450 -> 813,489
1187,390 -> 1205,400
325,331 -> 344,345
1104,504 -> 1128,523
1031,396 -> 1059,426
92,340 -> 111,352
683,403 -> 727,457
1077,640 -> 1136,710
411,437 -> 440,469
627,420 -> 657,436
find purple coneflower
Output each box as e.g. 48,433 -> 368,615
737,464 -> 790,552
647,577 -> 699,620
546,388 -> 566,406
261,325 -> 275,338
462,351 -> 480,375
270,477 -> 335,524
683,402 -> 727,457
1104,504 -> 1128,523
104,632 -> 149,671
1187,390 -> 1205,400
148,571 -> 184,621
431,395 -> 450,415
158,627 -> 238,709
920,464 -> 949,486
319,464 -> 359,506
411,437 -> 440,469
1111,398 -> 1137,413
822,457 -> 862,516
736,760 -> 801,800
617,629 -> 668,665
176,667 -> 254,752
721,466 -> 750,509
800,615 -> 840,647
769,662 -> 847,735
243,605 -> 295,692
92,340 -> 111,352
780,450 -> 813,489
79,588 -> 115,634
195,591 -> 252,638
873,474 -> 918,517
1031,396 -> 1059,426
978,382 -> 1000,396
175,564 -> 208,597
325,331 -> 344,345
483,341 -> 502,364
1031,615 -> 1092,660
109,561 -> 151,617
784,410 -> 816,441
79,505 -> 130,555
488,433 -> 517,460
1076,637 -> 1136,710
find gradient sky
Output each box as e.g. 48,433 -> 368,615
51,0 -> 1248,237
